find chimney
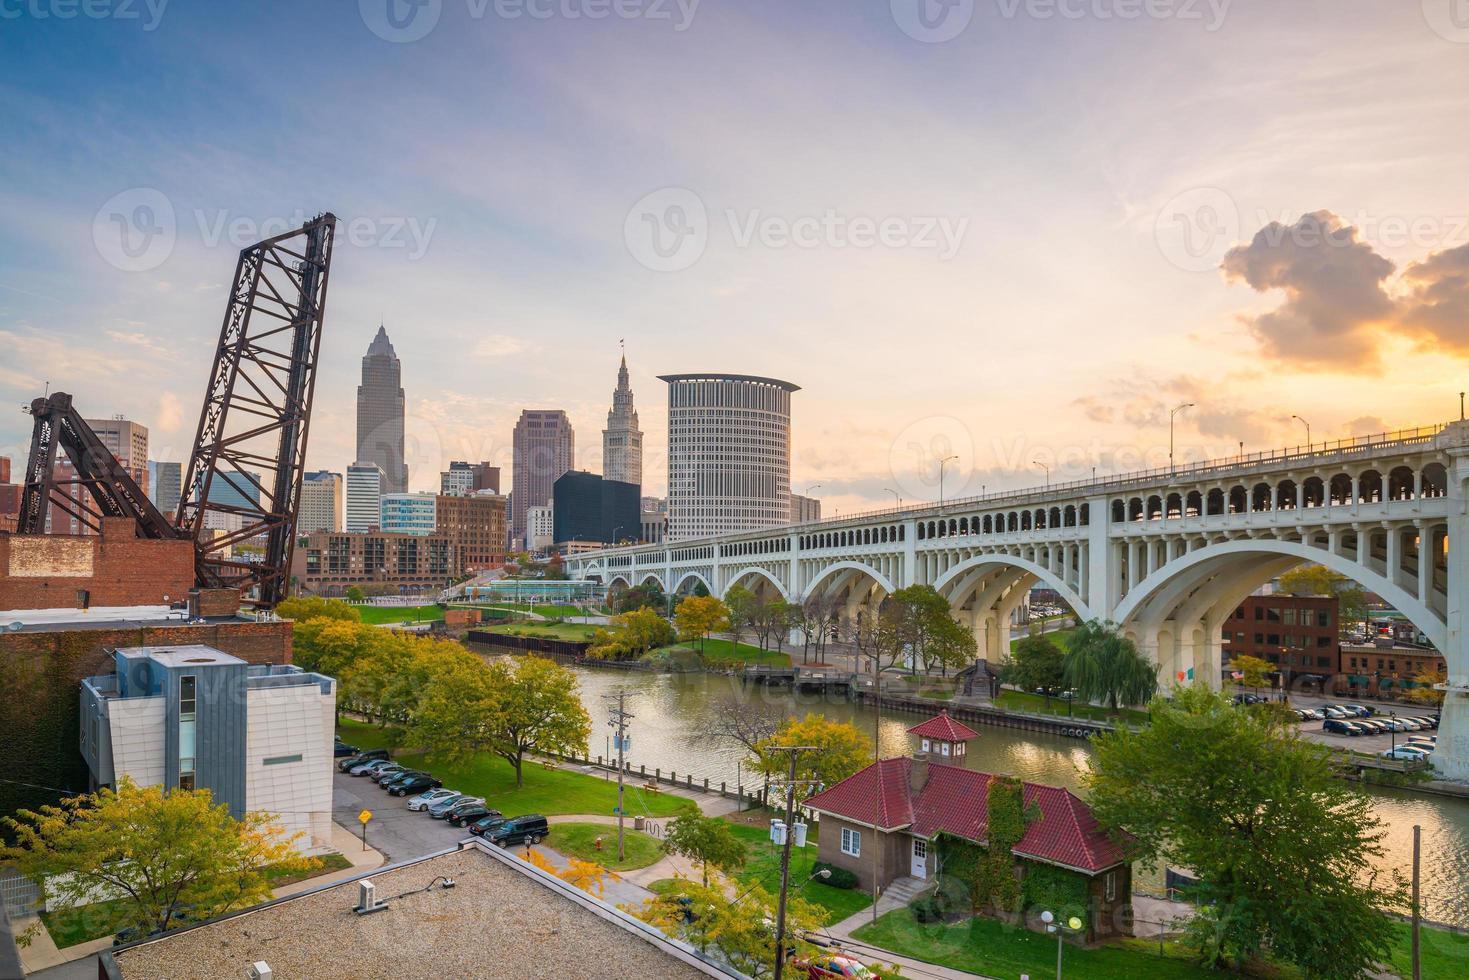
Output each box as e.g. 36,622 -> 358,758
909,751 -> 930,794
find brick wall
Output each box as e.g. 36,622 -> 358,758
0,519 -> 196,610
0,619 -> 293,825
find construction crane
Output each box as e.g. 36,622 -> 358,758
16,213 -> 338,609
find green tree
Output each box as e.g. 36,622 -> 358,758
1086,685 -> 1405,976
753,713 -> 871,796
0,780 -> 315,944
1228,654 -> 1274,697
344,585 -> 365,602
1278,565 -> 1368,638
635,879 -> 823,979
724,584 -> 758,650
674,595 -> 730,655
661,814 -> 747,886
1061,620 -> 1157,713
405,655 -> 502,761
275,596 -> 360,624
887,585 -> 977,674
1004,634 -> 1066,696
614,581 -> 667,614
483,656 -> 592,786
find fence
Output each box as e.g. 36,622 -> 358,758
544,750 -> 772,810
0,869 -> 40,918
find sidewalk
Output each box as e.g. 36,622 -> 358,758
819,899 -> 997,980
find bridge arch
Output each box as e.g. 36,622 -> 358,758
607,573 -> 633,591
636,572 -> 667,592
932,554 -> 1092,621
800,560 -> 896,604
724,566 -> 793,602
671,569 -> 715,596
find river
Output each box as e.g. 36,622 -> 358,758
470,646 -> 1469,926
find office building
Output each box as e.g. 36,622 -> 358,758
80,645 -> 336,851
207,470 -> 263,512
552,471 -> 639,547
292,530 -> 453,596
640,496 -> 667,544
149,460 -> 182,516
602,353 -> 643,488
527,501 -> 555,552
441,460 -> 501,497
87,415 -> 149,496
356,325 -> 407,494
345,462 -> 384,533
660,373 -> 798,540
511,410 -> 574,546
380,492 -> 438,536
436,492 -> 507,572
0,457 -> 17,534
1221,594 -> 1340,678
791,492 -> 821,523
299,470 -> 344,534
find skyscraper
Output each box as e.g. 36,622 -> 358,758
660,373 -> 798,540
356,326 -> 407,493
602,352 -> 642,488
87,415 -> 149,496
346,462 -> 384,532
299,470 -> 344,534
511,410 -> 574,548
149,460 -> 182,516
440,461 -> 501,496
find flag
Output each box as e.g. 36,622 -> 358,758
1177,671 -> 1186,682
1187,667 -> 1196,681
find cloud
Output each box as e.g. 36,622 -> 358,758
470,335 -> 539,359
1221,211 -> 1396,368
156,391 -> 183,433
1400,242 -> 1469,353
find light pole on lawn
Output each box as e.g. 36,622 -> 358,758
1041,910 -> 1084,980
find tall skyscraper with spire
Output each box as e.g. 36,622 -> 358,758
356,325 -> 407,493
602,349 -> 643,489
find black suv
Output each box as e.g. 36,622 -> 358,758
388,773 -> 442,796
337,748 -> 390,772
484,814 -> 550,847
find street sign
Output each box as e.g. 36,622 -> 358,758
358,809 -> 372,825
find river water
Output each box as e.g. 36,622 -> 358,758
470,647 -> 1469,926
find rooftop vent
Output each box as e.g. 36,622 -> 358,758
247,963 -> 272,980
355,877 -> 387,916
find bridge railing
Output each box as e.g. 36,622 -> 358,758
574,421 -> 1452,562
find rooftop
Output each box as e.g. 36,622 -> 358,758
106,843 -> 736,979
117,644 -> 245,668
0,605 -> 251,635
657,372 -> 801,392
907,710 -> 981,743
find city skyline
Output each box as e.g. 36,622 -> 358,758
3,3 -> 1469,519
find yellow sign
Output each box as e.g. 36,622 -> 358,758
358,809 -> 372,825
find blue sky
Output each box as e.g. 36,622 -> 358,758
3,1 -> 1468,511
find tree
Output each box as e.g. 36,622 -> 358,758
695,695 -> 784,758
405,655 -> 502,761
614,581 -> 668,614
0,780 -> 315,944
753,714 -> 871,796
886,585 -> 977,675
674,595 -> 730,655
275,596 -> 360,624
635,879 -> 823,979
345,585 -> 365,602
1086,685 -> 1406,976
724,584 -> 758,650
1061,620 -> 1157,713
588,607 -> 674,660
1228,654 -> 1274,697
796,592 -> 841,664
662,814 -> 747,886
1278,565 -> 1368,638
1004,634 -> 1066,696
483,656 -> 592,786
1405,666 -> 1447,706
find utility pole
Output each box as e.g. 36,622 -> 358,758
770,745 -> 815,980
871,652 -> 882,925
603,690 -> 635,862
1412,823 -> 1422,980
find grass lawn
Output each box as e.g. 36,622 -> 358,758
722,815 -> 872,925
652,639 -> 792,669
354,604 -> 444,625
482,622 -> 599,641
1383,920 -> 1469,977
918,689 -> 956,700
994,688 -> 1148,727
852,908 -> 1225,980
40,852 -> 355,948
1010,627 -> 1076,652
337,719 -> 694,819
549,821 -> 664,871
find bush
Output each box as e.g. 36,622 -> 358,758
812,862 -> 858,890
911,893 -> 950,923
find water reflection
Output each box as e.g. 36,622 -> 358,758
472,648 -> 1469,926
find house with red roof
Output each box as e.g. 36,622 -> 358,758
803,712 -> 1132,938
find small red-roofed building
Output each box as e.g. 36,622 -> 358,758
804,713 -> 1132,938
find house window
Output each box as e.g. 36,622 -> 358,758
920,738 -> 930,753
263,754 -> 303,766
841,827 -> 861,857
940,742 -> 950,756
1105,870 -> 1117,901
178,675 -> 197,790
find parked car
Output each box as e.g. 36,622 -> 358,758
1380,746 -> 1430,761
338,748 -> 390,772
1414,716 -> 1440,729
333,741 -> 359,758
467,814 -> 509,836
797,953 -> 880,979
1323,718 -> 1363,736
1299,708 -> 1324,721
383,771 -> 432,792
1342,704 -> 1375,717
1323,707 -> 1348,720
429,795 -> 483,819
389,774 -> 441,796
408,788 -> 461,812
370,764 -> 410,784
349,758 -> 397,777
483,814 -> 550,847
1361,720 -> 1390,735
448,803 -> 500,828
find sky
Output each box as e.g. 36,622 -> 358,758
2,0 -> 1468,516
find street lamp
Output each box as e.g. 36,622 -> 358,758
1034,459 -> 1050,488
937,454 -> 958,509
883,487 -> 901,510
1041,910 -> 1084,980
1291,414 -> 1311,450
1169,403 -> 1194,473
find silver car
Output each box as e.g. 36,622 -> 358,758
350,759 -> 397,777
428,795 -> 482,819
408,788 -> 460,812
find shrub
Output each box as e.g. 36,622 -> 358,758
911,893 -> 950,923
812,862 -> 858,890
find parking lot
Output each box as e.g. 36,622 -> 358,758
332,770 -> 474,864
1291,710 -> 1439,757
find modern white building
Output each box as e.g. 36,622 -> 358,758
345,462 -> 384,532
79,645 -> 337,852
527,501 -> 555,553
659,373 -> 799,541
380,492 -> 438,536
602,353 -> 643,489
299,470 -> 344,534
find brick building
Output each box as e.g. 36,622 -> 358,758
292,529 -> 453,596
0,518 -> 197,611
435,492 -> 507,573
1339,639 -> 1446,696
1220,594 -> 1340,677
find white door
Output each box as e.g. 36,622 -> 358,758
910,838 -> 927,878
